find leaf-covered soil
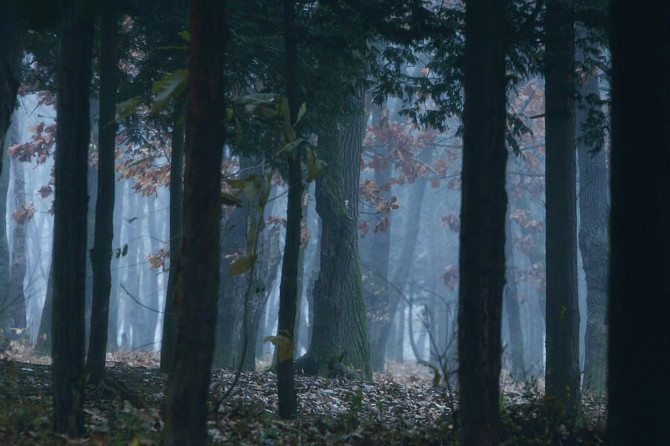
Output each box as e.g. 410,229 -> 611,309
0,341 -> 607,445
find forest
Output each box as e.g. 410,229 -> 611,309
0,0 -> 667,444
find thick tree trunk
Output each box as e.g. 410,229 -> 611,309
51,3 -> 94,436
298,98 -> 372,380
87,1 -> 119,386
162,0 -> 226,442
544,0 -> 581,420
160,95 -> 185,373
575,26 -> 608,395
457,0 -> 508,443
608,2 -> 670,444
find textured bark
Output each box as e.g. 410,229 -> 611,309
0,147 -> 10,333
504,212 -> 525,380
608,2 -> 670,444
298,96 -> 372,379
162,0 -> 226,442
51,3 -> 94,436
544,0 -> 581,420
159,95 -> 185,373
457,0 -> 508,443
0,4 -> 24,178
575,27 -> 608,395
87,1 -> 120,386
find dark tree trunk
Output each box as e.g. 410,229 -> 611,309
575,26 -> 608,395
35,266 -> 53,355
608,1 -> 670,444
162,0 -> 226,442
276,0 -> 301,420
87,1 -> 120,386
457,0 -> 508,443
504,211 -> 525,380
544,0 -> 581,420
160,94 -> 185,373
51,2 -> 94,437
0,3 -> 23,178
298,97 -> 372,380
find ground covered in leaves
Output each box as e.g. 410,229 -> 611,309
0,341 -> 607,445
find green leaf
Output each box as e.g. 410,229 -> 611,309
264,334 -> 294,363
220,192 -> 243,207
151,69 -> 188,114
245,103 -> 277,118
228,254 -> 258,276
306,146 -> 327,182
294,102 -> 307,126
116,96 -> 143,120
276,137 -> 306,157
180,30 -> 191,42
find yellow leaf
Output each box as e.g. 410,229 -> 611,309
264,334 -> 294,363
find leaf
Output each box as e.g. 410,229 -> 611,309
276,137 -> 306,157
228,254 -> 258,276
306,146 -> 327,182
264,334 -> 294,363
220,192 -> 243,207
151,69 -> 188,114
294,102 -> 307,126
116,96 -> 143,120
180,30 -> 191,42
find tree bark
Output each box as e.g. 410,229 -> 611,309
608,1 -> 670,444
575,25 -> 608,395
544,0 -> 581,420
504,211 -> 525,380
160,94 -> 185,373
457,0 -> 508,443
162,0 -> 226,442
8,157 -> 28,329
298,96 -> 372,380
51,2 -> 94,436
87,0 -> 120,386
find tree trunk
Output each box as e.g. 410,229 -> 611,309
608,1 -> 670,444
457,0 -> 508,443
0,146 -> 9,334
544,0 -> 581,420
0,3 -> 23,178
160,94 -> 185,373
51,2 -> 94,436
298,97 -> 372,380
504,211 -> 525,380
362,166 -> 391,372
276,0 -> 301,420
575,25 -> 608,395
87,1 -> 119,386
162,0 -> 226,442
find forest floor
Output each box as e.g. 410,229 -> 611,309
0,340 -> 607,445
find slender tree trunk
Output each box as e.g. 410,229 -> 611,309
160,95 -> 185,372
457,0 -> 508,443
162,0 -> 226,442
87,1 -> 119,386
504,211 -> 525,380
575,25 -> 608,395
0,145 -> 9,333
8,139 -> 28,330
51,2 -> 94,436
544,0 -> 581,420
276,0 -> 301,419
608,2 -> 670,444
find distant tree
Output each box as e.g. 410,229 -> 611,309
51,0 -> 94,437
608,1 -> 670,444
87,0 -> 121,388
504,210 -> 525,381
162,0 -> 226,442
457,0 -> 508,444
544,0 -> 581,420
7,156 -> 28,329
